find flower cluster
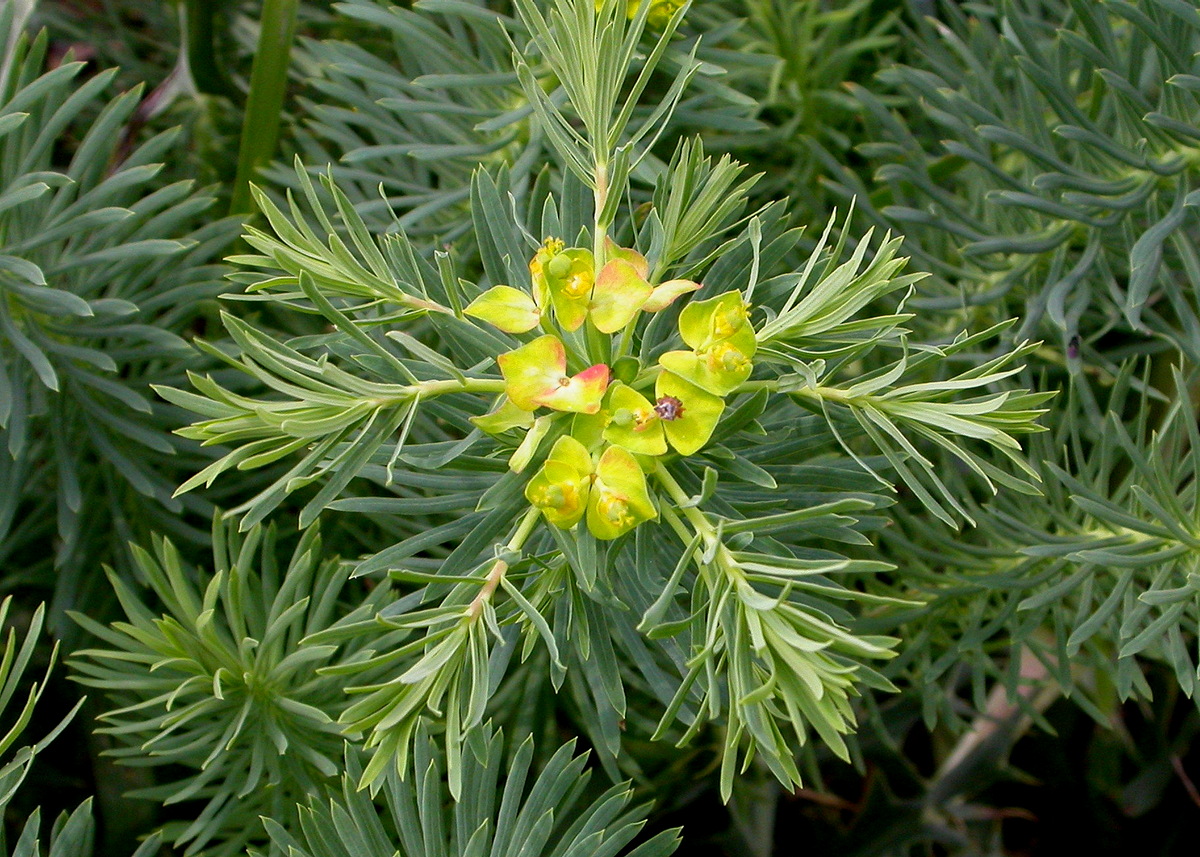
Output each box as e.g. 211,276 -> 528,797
467,238 -> 754,540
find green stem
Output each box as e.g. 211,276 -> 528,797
412,377 -> 508,398
0,1 -> 35,93
405,296 -> 455,316
733,378 -> 853,403
632,364 -> 663,391
655,462 -> 742,584
182,0 -> 234,97
466,506 -> 541,619
733,379 -> 779,394
583,318 -> 611,366
614,319 -> 636,361
654,461 -> 717,546
659,504 -> 696,545
230,0 -> 300,216
365,377 -> 505,411
791,384 -> 851,405
729,365 -> 876,397
509,504 -> 542,549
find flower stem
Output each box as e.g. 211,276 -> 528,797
654,461 -> 717,549
230,0 -> 300,215
659,504 -> 696,545
509,503 -> 543,549
614,319 -> 636,361
365,377 -> 506,415
654,461 -> 744,584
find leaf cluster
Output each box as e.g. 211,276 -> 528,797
70,522 -> 378,855
833,0 -> 1200,359
282,0 -> 759,240
0,8 -> 241,626
261,725 -> 681,857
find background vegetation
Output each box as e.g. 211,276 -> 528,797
2,1 -> 1199,855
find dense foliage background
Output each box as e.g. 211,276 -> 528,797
3,1 -> 1200,855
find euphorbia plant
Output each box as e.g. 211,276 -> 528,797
160,0 -> 1048,801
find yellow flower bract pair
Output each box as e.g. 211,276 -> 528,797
496,335 -> 610,414
601,374 -> 723,457
524,436 -> 656,540
466,238 -> 698,336
658,291 -> 756,396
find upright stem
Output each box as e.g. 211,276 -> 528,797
182,0 -> 234,97
509,503 -> 542,549
614,320 -> 636,361
230,0 -> 300,215
659,504 -> 696,546
0,0 -> 35,94
586,159 -> 613,367
593,161 -> 609,261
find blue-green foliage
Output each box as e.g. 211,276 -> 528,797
70,522 -> 380,855
259,726 -> 680,857
0,6 -> 240,625
834,0 -> 1200,358
3,2 -> 1199,856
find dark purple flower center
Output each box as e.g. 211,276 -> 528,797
653,395 -> 685,421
